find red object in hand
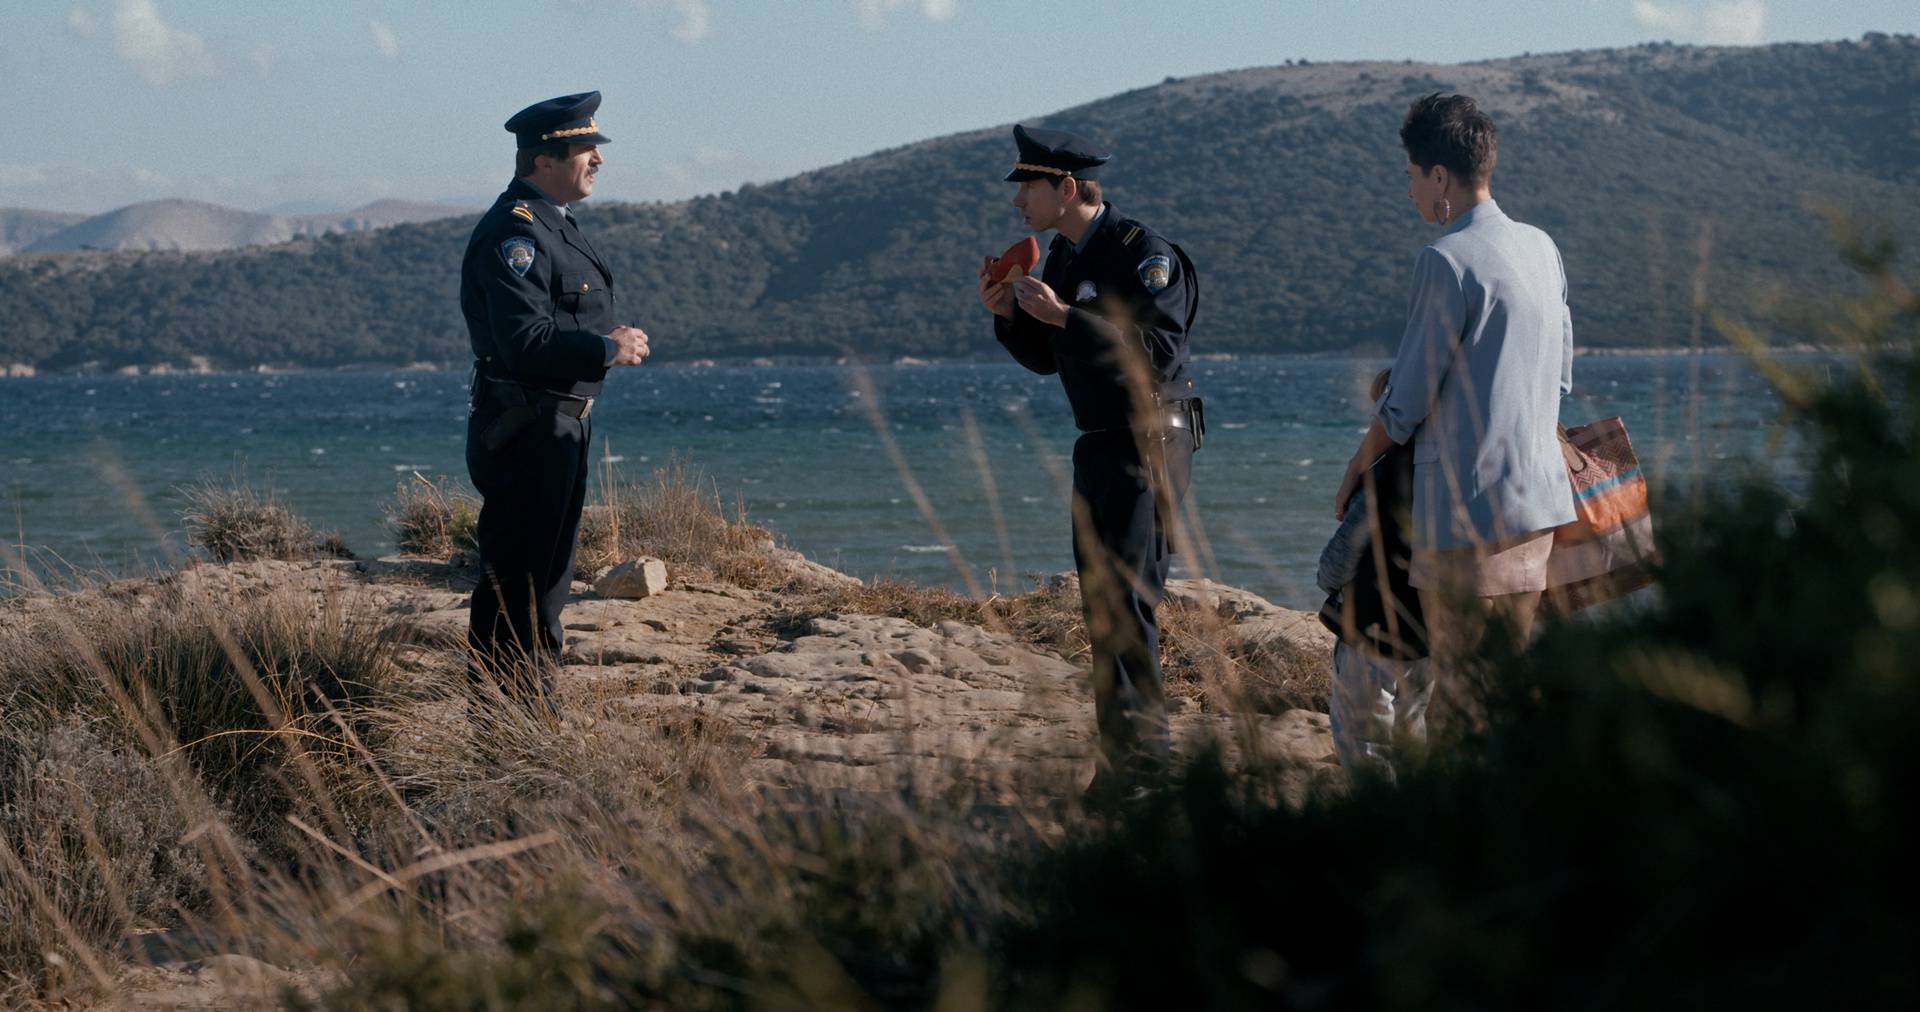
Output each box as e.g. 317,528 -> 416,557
987,236 -> 1040,283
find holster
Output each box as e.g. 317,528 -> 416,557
474,378 -> 540,453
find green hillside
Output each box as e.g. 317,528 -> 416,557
1,35 -> 1915,371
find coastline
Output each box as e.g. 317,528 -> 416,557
0,342 -> 1871,380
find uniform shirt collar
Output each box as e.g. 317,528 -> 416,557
1069,204 -> 1108,255
519,177 -> 570,214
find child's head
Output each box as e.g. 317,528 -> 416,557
1369,368 -> 1391,403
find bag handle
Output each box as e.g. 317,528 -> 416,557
1558,423 -> 1590,474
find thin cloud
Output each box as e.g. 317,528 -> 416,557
670,0 -> 711,42
628,0 -> 709,42
370,19 -> 400,58
130,166 -> 175,190
1630,0 -> 1766,45
1700,0 -> 1766,45
569,0 -> 709,43
66,6 -> 99,36
0,164 -> 52,187
83,0 -> 216,86
852,0 -> 961,31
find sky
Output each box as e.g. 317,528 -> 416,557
1,0 -> 1914,215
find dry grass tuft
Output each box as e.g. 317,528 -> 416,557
0,574 -> 404,998
0,720 -> 211,997
1160,601 -> 1332,713
383,474 -> 479,559
179,477 -> 329,563
576,455 -> 784,586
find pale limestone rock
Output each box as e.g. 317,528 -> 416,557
596,557 -> 668,599
2,551 -> 1336,802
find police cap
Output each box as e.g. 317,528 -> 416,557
1004,124 -> 1109,182
505,91 -> 612,149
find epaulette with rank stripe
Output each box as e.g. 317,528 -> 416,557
509,202 -> 535,223
1121,225 -> 1142,245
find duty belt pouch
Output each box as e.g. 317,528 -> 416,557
1189,398 -> 1206,450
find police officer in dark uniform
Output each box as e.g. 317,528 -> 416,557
462,91 -> 651,701
977,124 -> 1203,789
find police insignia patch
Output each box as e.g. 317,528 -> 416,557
1138,254 -> 1172,293
1075,280 -> 1098,303
509,203 -> 535,224
500,238 -> 536,277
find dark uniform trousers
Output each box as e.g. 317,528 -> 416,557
1072,427 -> 1194,777
995,204 -> 1202,779
459,177 -> 619,693
465,398 -> 591,689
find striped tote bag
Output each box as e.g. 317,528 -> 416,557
1548,417 -> 1658,610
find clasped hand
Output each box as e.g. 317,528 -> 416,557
609,325 -> 650,366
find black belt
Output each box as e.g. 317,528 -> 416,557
1082,398 -> 1205,449
473,375 -> 593,450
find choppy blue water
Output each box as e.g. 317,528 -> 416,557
0,354 -> 1815,608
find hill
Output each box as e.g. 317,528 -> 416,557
13,198 -> 473,256
0,35 -> 1915,371
0,209 -> 87,256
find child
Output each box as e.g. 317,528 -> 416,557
1317,369 -> 1431,778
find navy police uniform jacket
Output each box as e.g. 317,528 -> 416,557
461,177 -> 617,399
993,204 -> 1199,430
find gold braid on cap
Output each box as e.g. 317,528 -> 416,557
541,120 -> 600,141
1012,162 -> 1071,177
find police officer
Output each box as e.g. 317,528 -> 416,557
976,124 -> 1203,790
462,91 -> 650,702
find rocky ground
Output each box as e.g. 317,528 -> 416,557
7,552 -> 1339,1009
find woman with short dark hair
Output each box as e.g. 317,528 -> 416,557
1333,93 -> 1576,736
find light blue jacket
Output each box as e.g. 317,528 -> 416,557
1375,200 -> 1576,551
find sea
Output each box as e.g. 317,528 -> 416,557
0,354 -> 1821,609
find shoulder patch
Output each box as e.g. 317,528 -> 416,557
499,237 -> 536,277
1137,253 -> 1172,293
509,202 -> 535,223
1121,225 -> 1142,245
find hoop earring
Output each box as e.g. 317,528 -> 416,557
1437,198 -> 1452,225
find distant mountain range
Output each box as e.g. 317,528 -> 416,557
0,35 -> 1915,372
0,198 -> 472,256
